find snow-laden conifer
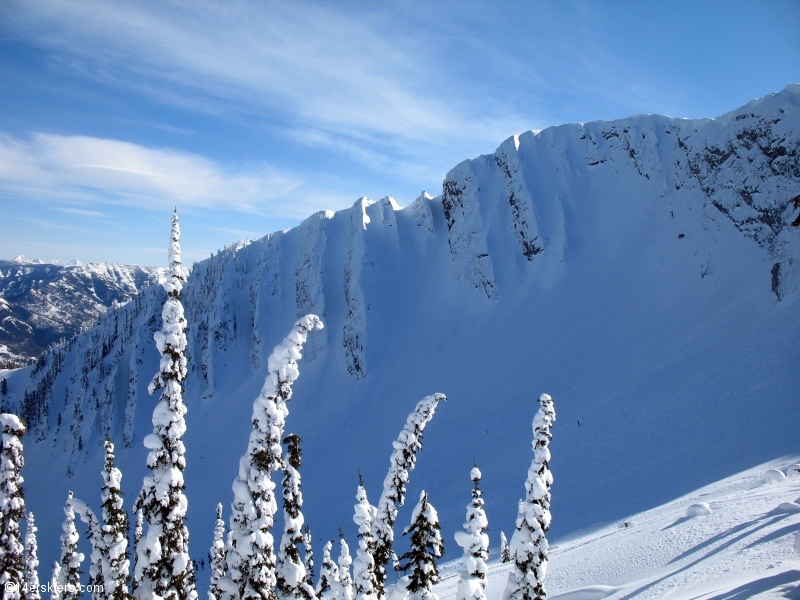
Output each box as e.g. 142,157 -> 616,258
373,394 -> 446,596
500,532 -> 510,564
23,512 -> 40,600
51,562 -> 62,600
276,434 -> 316,600
133,509 -> 142,568
221,315 -> 323,600
503,394 -> 555,600
334,539 -> 354,600
135,210 -> 197,600
208,503 -> 227,600
303,525 -> 314,590
398,491 -> 444,600
454,468 -> 488,600
101,438 -> 131,600
0,413 -> 26,599
71,498 -> 104,600
316,541 -> 339,600
59,492 -> 85,600
352,485 -> 378,600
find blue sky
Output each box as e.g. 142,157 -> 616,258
0,0 -> 798,266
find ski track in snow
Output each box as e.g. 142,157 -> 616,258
436,458 -> 800,599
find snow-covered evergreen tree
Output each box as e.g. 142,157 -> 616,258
303,525 -> 314,590
398,491 -> 444,600
0,413 -> 26,599
276,434 -> 315,600
135,210 -> 197,600
59,492 -> 85,600
222,315 -> 323,600
352,485 -> 378,600
374,394 -> 446,596
334,539 -> 354,600
454,467 -> 488,600
503,393 -> 555,600
23,512 -> 40,600
208,503 -> 227,600
500,532 -> 510,564
133,509 -> 142,568
71,498 -> 104,600
316,541 -> 339,600
51,562 -> 62,600
101,438 -> 131,600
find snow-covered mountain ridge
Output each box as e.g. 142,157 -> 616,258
0,260 -> 164,364
3,86 -> 799,589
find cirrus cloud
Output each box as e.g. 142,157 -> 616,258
0,132 -> 302,214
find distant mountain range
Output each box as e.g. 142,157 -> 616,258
0,258 -> 164,365
2,86 -> 799,593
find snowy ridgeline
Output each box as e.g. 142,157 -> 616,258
434,458 -> 800,600
4,85 -> 799,471
0,86 -> 799,592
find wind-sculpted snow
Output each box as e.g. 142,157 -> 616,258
3,86 -> 800,594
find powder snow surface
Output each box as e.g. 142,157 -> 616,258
435,458 -> 800,599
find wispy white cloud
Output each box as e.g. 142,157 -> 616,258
58,207 -> 106,218
0,132 -> 301,213
0,0 -> 688,209
0,0 -> 540,166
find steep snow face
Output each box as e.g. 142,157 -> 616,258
442,160 -> 499,300
341,199 -> 371,379
5,87 -> 800,593
0,261 -> 164,363
494,135 -> 543,261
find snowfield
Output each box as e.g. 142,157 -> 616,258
435,458 -> 800,599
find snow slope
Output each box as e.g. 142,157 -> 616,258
434,457 -> 800,599
3,86 -> 799,595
